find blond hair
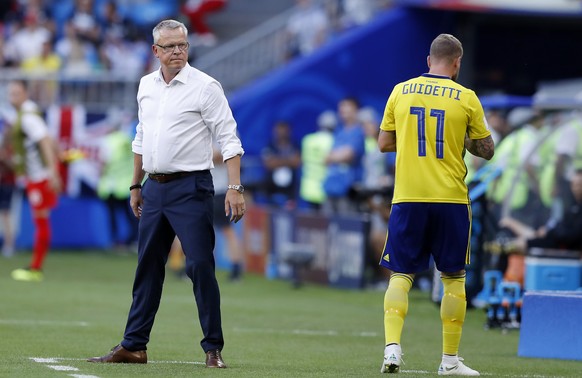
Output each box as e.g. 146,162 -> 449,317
429,34 -> 463,63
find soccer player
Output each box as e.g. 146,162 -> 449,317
378,34 -> 494,375
6,80 -> 62,282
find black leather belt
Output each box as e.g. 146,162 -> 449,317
148,170 -> 208,183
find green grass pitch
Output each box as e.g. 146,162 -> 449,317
1,251 -> 581,377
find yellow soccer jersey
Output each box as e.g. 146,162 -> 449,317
380,73 -> 491,204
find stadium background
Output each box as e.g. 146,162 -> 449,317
2,0 -> 582,288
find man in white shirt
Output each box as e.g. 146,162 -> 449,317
88,19 -> 245,369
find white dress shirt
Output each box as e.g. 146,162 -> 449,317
132,63 -> 244,174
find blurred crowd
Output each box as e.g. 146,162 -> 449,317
251,97 -> 582,286
254,97 -> 395,283
0,0 -> 391,79
0,0 -> 155,78
473,105 -> 582,288
284,0 -> 392,59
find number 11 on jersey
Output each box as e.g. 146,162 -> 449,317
410,106 -> 446,159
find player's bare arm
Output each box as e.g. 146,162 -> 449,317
464,135 -> 494,160
378,130 -> 396,152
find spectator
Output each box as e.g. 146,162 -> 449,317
547,111 -> 582,214
536,111 -> 569,220
99,25 -> 149,78
15,0 -> 56,36
20,37 -> 61,73
488,107 -> 549,227
340,0 -> 376,29
260,120 -> 301,207
299,110 -> 336,210
322,96 -> 365,214
490,169 -> 582,285
55,21 -> 99,75
21,37 -> 61,106
3,7 -> 51,66
181,0 -> 227,47
99,0 -> 138,43
286,0 -> 329,59
96,1 -> 150,76
69,0 -> 101,46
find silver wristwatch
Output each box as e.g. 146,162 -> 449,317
228,184 -> 245,194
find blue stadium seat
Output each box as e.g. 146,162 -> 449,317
118,0 -> 179,28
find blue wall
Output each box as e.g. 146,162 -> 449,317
17,196 -> 114,249
229,7 -> 454,183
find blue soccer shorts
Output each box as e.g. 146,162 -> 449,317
379,202 -> 472,274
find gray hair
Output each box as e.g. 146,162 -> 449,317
152,19 -> 188,43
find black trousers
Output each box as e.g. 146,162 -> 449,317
121,171 -> 224,352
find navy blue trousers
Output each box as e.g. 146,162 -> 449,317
121,172 -> 224,352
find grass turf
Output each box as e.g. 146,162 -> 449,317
1,251 -> 581,377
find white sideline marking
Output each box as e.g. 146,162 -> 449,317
29,357 -> 567,377
355,331 -> 378,337
47,365 -> 79,371
31,357 -> 60,363
150,360 -> 204,365
1,319 -> 89,327
233,326 -> 378,337
400,370 -> 567,377
30,357 -> 100,378
401,370 -> 430,374
32,356 -> 204,365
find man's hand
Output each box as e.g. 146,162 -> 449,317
130,190 -> 143,219
225,190 -> 245,223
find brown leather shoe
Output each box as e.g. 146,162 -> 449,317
87,344 -> 147,363
205,349 -> 227,368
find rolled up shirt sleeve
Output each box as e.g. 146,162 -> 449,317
131,121 -> 143,155
132,80 -> 144,155
202,81 -> 244,161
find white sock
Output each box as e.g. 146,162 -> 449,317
442,354 -> 459,365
